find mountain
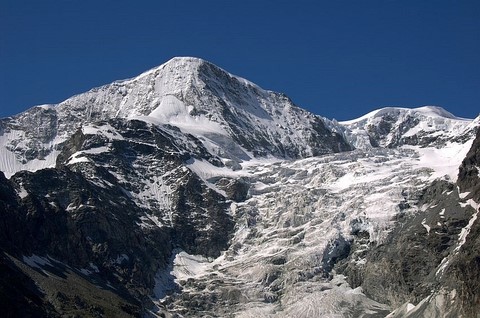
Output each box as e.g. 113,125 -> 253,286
0,57 -> 479,317
0,57 -> 350,179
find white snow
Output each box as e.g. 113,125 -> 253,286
406,303 -> 416,312
436,257 -> 450,277
454,199 -> 479,253
115,254 -> 129,264
66,146 -> 110,165
0,130 -> 64,178
186,158 -> 247,180
82,123 -> 125,140
459,190 -> 470,199
23,254 -> 54,269
35,104 -> 56,111
171,251 -> 210,281
413,106 -> 466,120
421,218 -> 431,234
150,108 -> 477,316
406,139 -> 474,182
67,156 -> 91,165
340,108 -> 387,125
16,184 -> 29,199
436,199 -> 479,278
152,249 -> 212,300
145,95 -> 228,136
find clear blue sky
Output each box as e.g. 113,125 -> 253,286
1,0 -> 479,120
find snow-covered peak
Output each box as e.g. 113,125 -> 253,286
412,106 -> 465,120
0,57 -> 350,177
52,55 -> 283,125
163,56 -> 208,67
119,56 -> 259,98
341,106 -> 469,126
120,56 -> 210,89
340,106 -> 473,149
157,56 -> 260,87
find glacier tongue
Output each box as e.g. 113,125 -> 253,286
152,134 -> 475,316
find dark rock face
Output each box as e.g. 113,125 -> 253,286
0,172 -> 23,253
366,114 -> 397,147
0,250 -> 143,318
0,252 -> 59,318
341,181 -> 459,304
321,235 -> 351,274
214,177 -> 250,202
445,217 -> 480,317
2,167 -> 171,299
447,127 -> 480,317
340,184 -> 479,315
310,117 -> 353,155
458,127 -> 480,198
0,117 -> 238,315
2,107 -> 59,162
338,129 -> 480,317
169,174 -> 233,258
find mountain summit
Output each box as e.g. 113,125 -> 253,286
340,105 -> 473,149
0,57 -> 351,178
0,58 -> 479,317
